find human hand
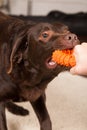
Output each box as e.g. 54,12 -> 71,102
70,42 -> 87,75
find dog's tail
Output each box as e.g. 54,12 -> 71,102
6,102 -> 29,116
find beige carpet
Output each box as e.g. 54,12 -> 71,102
6,72 -> 87,130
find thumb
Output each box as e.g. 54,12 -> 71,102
70,66 -> 78,75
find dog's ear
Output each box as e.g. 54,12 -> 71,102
7,30 -> 28,74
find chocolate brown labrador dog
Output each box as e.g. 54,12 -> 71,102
0,12 -> 80,130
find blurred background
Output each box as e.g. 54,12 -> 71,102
0,0 -> 87,42
0,0 -> 87,16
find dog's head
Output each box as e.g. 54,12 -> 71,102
8,22 -> 80,74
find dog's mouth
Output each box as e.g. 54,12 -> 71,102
46,57 -> 57,69
45,47 -> 73,69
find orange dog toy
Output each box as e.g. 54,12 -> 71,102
52,49 -> 76,67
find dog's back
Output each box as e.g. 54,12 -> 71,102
0,12 -> 10,22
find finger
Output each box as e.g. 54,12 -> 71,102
73,45 -> 82,54
70,65 -> 82,75
81,42 -> 87,47
70,66 -> 77,75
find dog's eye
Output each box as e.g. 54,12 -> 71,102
42,32 -> 49,38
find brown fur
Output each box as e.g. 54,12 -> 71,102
0,12 -> 80,130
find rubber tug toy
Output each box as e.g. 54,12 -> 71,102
52,49 -> 76,67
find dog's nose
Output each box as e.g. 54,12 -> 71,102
65,33 -> 78,42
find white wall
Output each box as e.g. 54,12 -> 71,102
9,0 -> 29,15
31,0 -> 87,15
1,0 -> 87,15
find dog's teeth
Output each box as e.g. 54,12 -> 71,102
49,61 -> 56,65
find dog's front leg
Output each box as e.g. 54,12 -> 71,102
30,95 -> 52,130
0,71 -> 18,101
0,43 -> 18,101
0,102 -> 7,130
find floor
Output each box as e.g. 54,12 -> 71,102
6,71 -> 87,130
